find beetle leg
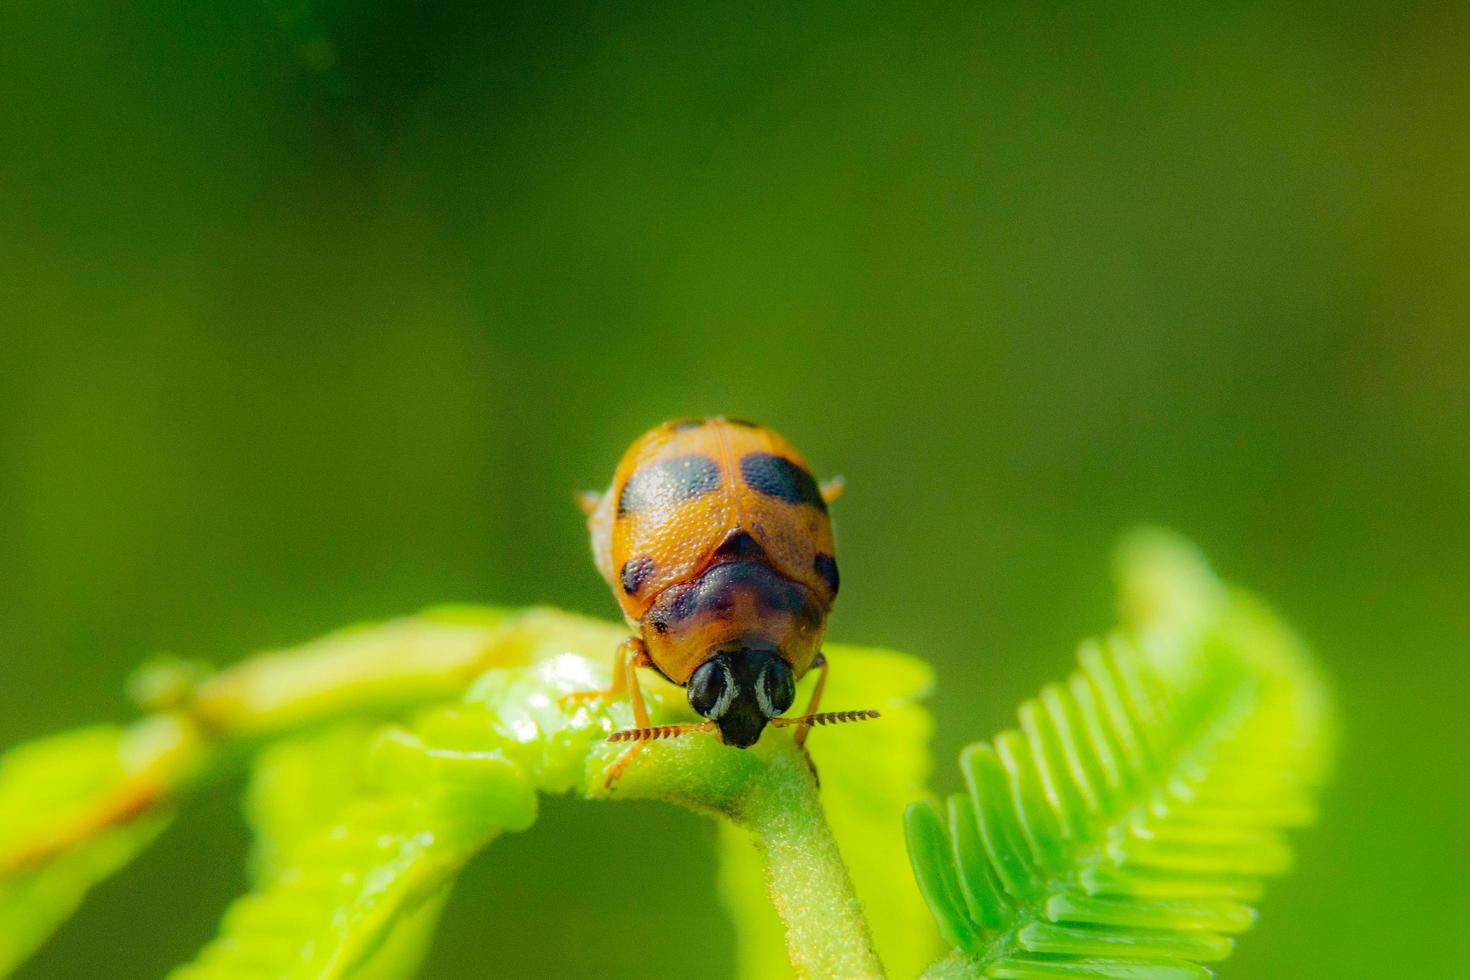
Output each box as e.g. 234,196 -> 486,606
604,642 -> 658,789
561,636 -> 644,707
603,743 -> 645,788
622,642 -> 654,729
792,652 -> 829,749
819,476 -> 845,504
558,636 -> 654,789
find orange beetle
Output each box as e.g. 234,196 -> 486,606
571,417 -> 877,786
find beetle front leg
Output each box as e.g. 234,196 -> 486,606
561,636 -> 646,707
556,636 -> 659,789
792,652 -> 828,750
602,640 -> 656,788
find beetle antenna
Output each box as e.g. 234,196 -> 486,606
608,721 -> 716,743
770,709 -> 880,728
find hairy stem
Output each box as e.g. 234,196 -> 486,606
736,749 -> 884,979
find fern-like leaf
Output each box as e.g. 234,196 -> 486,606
908,529 -> 1334,979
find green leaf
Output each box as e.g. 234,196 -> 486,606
0,608 -> 528,978
173,609 -> 656,980
244,723 -> 381,886
172,723 -> 538,980
242,723 -> 454,980
0,721 -> 187,974
186,606 -> 520,738
909,530 -> 1335,979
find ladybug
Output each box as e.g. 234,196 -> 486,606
570,417 -> 877,786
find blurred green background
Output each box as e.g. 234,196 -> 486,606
2,2 -> 1466,977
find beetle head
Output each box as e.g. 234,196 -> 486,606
686,645 -> 795,747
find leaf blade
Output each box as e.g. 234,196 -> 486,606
0,719 -> 197,975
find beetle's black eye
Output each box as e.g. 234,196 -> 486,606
688,657 -> 734,719
759,658 -> 796,717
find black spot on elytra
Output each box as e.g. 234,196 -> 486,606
714,528 -> 766,560
813,553 -> 840,595
620,555 -> 657,595
740,453 -> 826,511
617,454 -> 721,516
